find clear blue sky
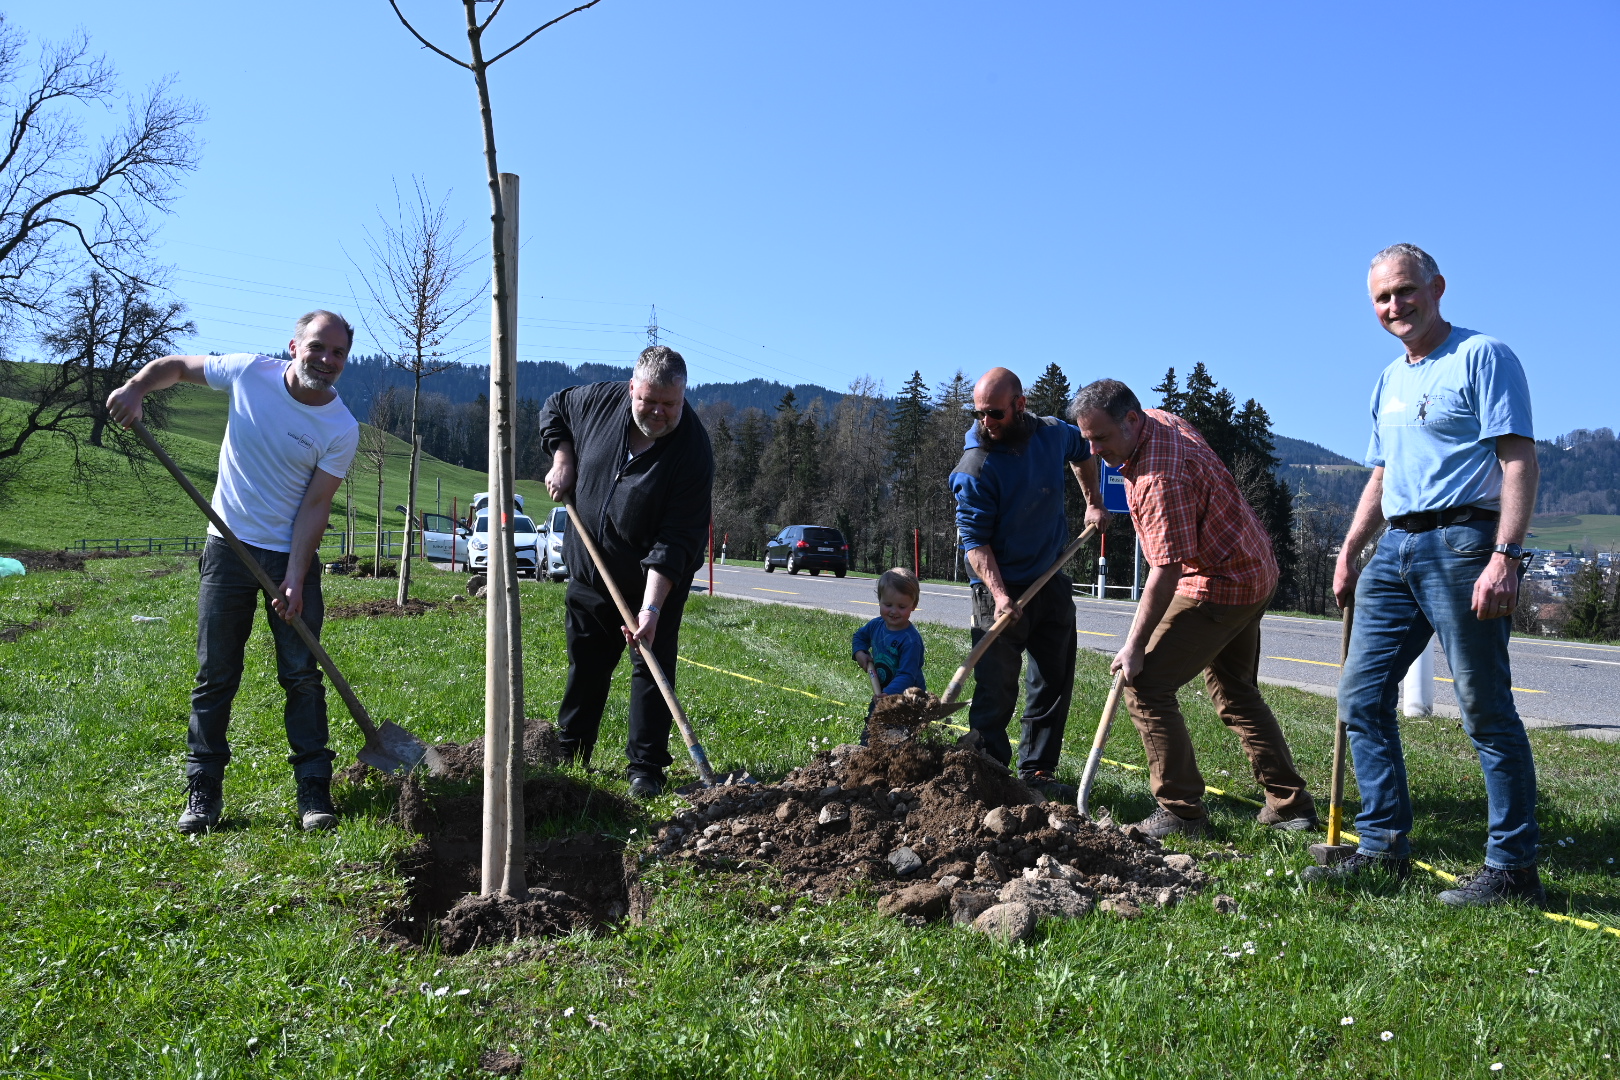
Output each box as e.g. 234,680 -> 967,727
15,1 -> 1619,459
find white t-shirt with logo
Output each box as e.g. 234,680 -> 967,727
204,354 -> 360,552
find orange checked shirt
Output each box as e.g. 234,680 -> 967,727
1117,409 -> 1278,606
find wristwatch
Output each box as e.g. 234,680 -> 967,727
1493,543 -> 1527,561
641,604 -> 660,616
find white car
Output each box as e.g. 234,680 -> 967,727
541,505 -> 568,582
467,511 -> 541,578
421,512 -> 471,565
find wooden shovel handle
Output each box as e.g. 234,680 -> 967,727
941,523 -> 1099,703
1325,602 -> 1354,847
130,420 -> 381,742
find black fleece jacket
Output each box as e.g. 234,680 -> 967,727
537,380 -> 714,593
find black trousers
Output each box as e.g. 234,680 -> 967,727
967,572 -> 1077,776
189,537 -> 332,781
556,575 -> 690,779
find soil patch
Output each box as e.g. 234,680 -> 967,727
1,620 -> 44,644
8,549 -> 146,573
646,733 -> 1209,925
426,720 -> 565,782
327,598 -> 437,619
371,727 -> 634,954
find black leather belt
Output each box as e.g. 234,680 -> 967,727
1387,505 -> 1499,533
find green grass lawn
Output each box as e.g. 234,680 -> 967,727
1,560 -> 1617,1078
1527,513 -> 1620,552
0,387 -> 556,553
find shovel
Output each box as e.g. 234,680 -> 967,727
937,523 -> 1100,714
1076,671 -> 1126,817
1309,602 -> 1357,865
131,420 -> 438,777
563,496 -> 720,788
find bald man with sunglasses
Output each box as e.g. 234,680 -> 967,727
950,367 -> 1107,798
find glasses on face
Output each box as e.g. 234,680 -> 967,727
971,408 -> 1007,421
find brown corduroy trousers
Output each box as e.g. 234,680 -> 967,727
1123,590 -> 1315,821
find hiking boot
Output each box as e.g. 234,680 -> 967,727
1022,771 -> 1077,802
1131,806 -> 1209,839
1437,865 -> 1546,909
296,776 -> 338,831
628,774 -> 665,800
177,774 -> 223,834
1257,805 -> 1321,831
1300,850 -> 1411,883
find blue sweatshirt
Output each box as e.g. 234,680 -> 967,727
852,618 -> 926,695
950,414 -> 1092,584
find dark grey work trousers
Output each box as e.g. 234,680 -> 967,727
556,575 -> 690,781
967,573 -> 1077,776
188,537 -> 333,781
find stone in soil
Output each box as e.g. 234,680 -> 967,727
974,902 -> 1037,943
645,732 -> 1208,931
479,1050 -> 524,1076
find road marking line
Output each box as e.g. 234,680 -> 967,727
1553,655 -> 1620,666
753,588 -> 799,595
1268,656 -> 1340,667
1079,630 -> 1117,637
848,600 -> 879,606
1433,676 -> 1544,693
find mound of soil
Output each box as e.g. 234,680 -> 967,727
327,598 -> 437,619
373,735 -> 634,955
427,719 -> 565,782
646,734 -> 1209,925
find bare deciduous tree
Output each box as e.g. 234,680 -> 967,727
349,177 -> 480,605
0,16 -> 201,332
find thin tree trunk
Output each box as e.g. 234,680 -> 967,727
374,462 -> 385,576
398,431 -> 421,604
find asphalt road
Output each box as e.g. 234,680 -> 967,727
700,561 -> 1620,740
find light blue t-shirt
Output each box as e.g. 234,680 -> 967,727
1365,326 -> 1533,519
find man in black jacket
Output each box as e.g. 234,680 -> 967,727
539,345 -> 715,798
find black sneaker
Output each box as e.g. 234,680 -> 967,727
177,774 -> 223,834
1437,865 -> 1546,908
1300,850 -> 1411,883
628,774 -> 665,800
1131,806 -> 1209,839
296,776 -> 338,831
1022,771 -> 1077,802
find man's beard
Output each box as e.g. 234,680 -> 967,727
294,360 -> 337,392
980,410 -> 1031,446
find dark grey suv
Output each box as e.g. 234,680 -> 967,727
765,525 -> 848,576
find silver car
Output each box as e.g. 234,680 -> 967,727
541,505 -> 568,582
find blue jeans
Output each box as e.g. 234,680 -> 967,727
1338,519 -> 1538,868
188,537 -> 333,781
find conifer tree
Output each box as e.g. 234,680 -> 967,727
1151,367 -> 1184,414
1565,560 -> 1609,640
1027,362 -> 1072,419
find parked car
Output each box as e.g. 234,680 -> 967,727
764,525 -> 848,576
471,490 -> 525,515
467,511 -> 541,577
420,512 -> 470,565
540,505 -> 569,582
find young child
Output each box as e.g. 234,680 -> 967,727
852,567 -> 926,704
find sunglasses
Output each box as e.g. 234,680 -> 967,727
971,407 -> 1008,421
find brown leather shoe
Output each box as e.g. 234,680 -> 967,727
1131,806 -> 1209,839
1256,805 -> 1321,831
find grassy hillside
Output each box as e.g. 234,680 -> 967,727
0,386 -> 555,553
1527,513 -> 1620,552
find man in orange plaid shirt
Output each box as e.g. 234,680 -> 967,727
1071,378 -> 1316,838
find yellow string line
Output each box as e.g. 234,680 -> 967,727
1095,756 -> 1620,938
676,656 -> 853,708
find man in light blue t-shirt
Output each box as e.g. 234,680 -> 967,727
1303,244 -> 1543,908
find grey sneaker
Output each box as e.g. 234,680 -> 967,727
1437,865 -> 1546,908
296,776 -> 338,831
1300,850 -> 1411,883
1131,806 -> 1209,839
628,774 -> 665,800
177,774 -> 223,834
1257,805 -> 1321,831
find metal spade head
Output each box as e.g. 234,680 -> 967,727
358,720 -> 446,777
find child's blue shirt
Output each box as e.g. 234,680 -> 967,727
852,618 -> 926,695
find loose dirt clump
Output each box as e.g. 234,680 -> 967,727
426,719 -> 565,782
1,620 -> 45,644
371,733 -> 634,955
326,598 -> 437,619
645,733 -> 1209,929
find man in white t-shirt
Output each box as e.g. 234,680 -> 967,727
107,310 -> 361,834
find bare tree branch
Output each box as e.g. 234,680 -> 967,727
485,0 -> 604,65
385,0 -> 472,69
478,0 -> 509,34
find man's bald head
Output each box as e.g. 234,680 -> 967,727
972,367 -> 1028,445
